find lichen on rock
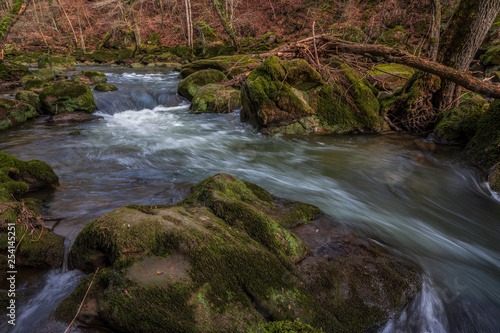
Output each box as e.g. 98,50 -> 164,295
58,173 -> 421,332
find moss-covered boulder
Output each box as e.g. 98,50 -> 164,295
57,173 -> 420,332
39,81 -> 96,114
481,44 -> 500,66
19,68 -> 65,92
37,55 -> 76,70
432,94 -> 489,144
191,84 -> 240,113
0,152 -> 63,268
0,98 -> 38,131
178,69 -> 227,101
0,62 -> 31,82
179,55 -> 261,78
15,90 -> 42,112
71,70 -> 107,85
94,83 -> 118,92
90,50 -> 117,64
240,56 -> 315,132
467,100 -> 500,190
241,57 -> 383,135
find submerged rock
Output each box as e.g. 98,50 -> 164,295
57,174 -> 421,332
177,69 -> 227,101
190,83 -> 240,113
39,81 -> 96,114
0,97 -> 38,131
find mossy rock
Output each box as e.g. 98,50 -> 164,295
467,99 -> 500,171
37,55 -> 76,70
15,90 -> 42,113
241,57 -> 383,134
178,69 -> 227,101
481,44 -> 500,66
0,152 -> 62,267
58,173 -> 420,332
179,55 -> 261,78
94,83 -> 118,92
190,84 -> 240,114
283,59 -> 323,91
308,64 -> 383,134
433,94 -> 489,144
71,70 -> 107,85
240,56 -> 315,132
19,68 -> 65,91
370,63 -> 414,91
0,98 -> 38,131
90,50 -> 117,64
488,163 -> 500,191
0,62 -> 31,81
0,151 -> 59,200
39,81 -> 96,115
261,319 -> 322,332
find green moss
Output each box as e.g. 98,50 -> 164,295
190,84 -> 240,114
481,44 -> 500,65
488,164 -> 500,191
15,90 -> 42,112
433,94 -> 488,143
0,97 -> 38,131
177,69 -> 227,101
39,81 -> 96,114
90,50 -> 117,64
71,70 -> 107,85
179,55 -> 261,79
94,83 -> 118,92
311,64 -> 383,133
60,173 -> 419,333
13,225 -> 64,267
0,151 -> 59,200
467,99 -> 500,169
37,55 -> 76,70
283,59 -> 323,91
261,318 -> 322,332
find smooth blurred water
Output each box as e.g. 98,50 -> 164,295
0,67 -> 499,332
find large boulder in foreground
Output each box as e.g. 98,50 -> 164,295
467,100 -> 500,191
39,81 -> 96,114
57,174 -> 421,332
0,97 -> 38,131
0,151 -> 63,269
241,57 -> 384,135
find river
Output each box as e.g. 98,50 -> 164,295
1,66 -> 499,332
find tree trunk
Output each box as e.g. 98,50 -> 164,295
428,0 -> 441,61
436,0 -> 500,109
184,0 -> 193,49
213,0 -> 240,52
194,22 -> 207,56
0,0 -> 30,59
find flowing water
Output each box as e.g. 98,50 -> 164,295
1,67 -> 499,333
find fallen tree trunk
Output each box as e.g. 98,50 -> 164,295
260,36 -> 500,99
